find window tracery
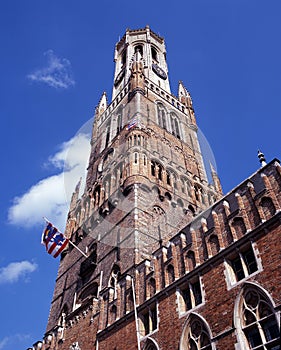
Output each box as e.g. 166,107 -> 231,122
236,285 -> 280,350
180,314 -> 213,350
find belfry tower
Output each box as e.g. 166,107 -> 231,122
66,26 -> 222,265
42,27 -> 225,350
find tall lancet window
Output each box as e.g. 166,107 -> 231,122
116,113 -> 122,134
151,46 -> 158,63
105,121 -> 111,148
157,104 -> 167,130
170,113 -> 181,139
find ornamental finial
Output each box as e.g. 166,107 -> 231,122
258,150 -> 267,167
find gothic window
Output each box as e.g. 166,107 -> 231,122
194,185 -> 200,201
103,175 -> 111,199
134,44 -> 143,56
209,235 -> 220,255
260,197 -> 276,220
80,244 -> 97,285
121,49 -> 127,67
126,287 -> 134,312
178,276 -> 203,314
225,244 -> 259,286
173,172 -> 178,190
109,265 -> 120,299
236,286 -> 280,350
232,217 -> 247,238
180,314 -> 213,350
148,277 -> 156,298
105,121 -> 111,148
143,154 -> 147,166
157,104 -> 167,130
109,304 -> 117,324
187,250 -> 196,271
116,113 -> 123,134
139,303 -> 158,337
181,177 -> 186,193
78,282 -> 98,301
151,46 -> 158,62
167,170 -> 171,185
170,113 -> 181,139
144,339 -> 159,350
167,264 -> 175,284
151,161 -> 156,176
151,160 -> 164,181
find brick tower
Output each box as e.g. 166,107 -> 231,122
32,27 -> 280,350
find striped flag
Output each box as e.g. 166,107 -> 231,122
41,222 -> 69,258
126,117 -> 138,130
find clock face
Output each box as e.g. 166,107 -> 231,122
152,63 -> 167,80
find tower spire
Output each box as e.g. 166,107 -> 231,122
210,162 -> 223,196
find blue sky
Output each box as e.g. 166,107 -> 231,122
1,1 -> 281,349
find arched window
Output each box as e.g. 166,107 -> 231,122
166,170 -> 171,185
180,314 -> 213,350
116,113 -> 123,134
187,250 -> 196,271
144,338 -> 159,350
232,217 -> 247,238
121,49 -> 127,66
148,277 -> 156,298
105,121 -> 111,148
170,113 -> 181,139
167,264 -> 175,284
157,104 -> 167,130
109,265 -> 120,299
134,44 -> 143,56
235,285 -> 280,350
143,154 -> 147,166
209,235 -> 220,255
109,304 -> 117,324
260,197 -> 276,220
151,160 -> 164,181
151,46 -> 158,62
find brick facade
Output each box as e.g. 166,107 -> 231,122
29,27 -> 281,350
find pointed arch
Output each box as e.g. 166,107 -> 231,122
170,112 -> 181,139
143,337 -> 160,350
156,103 -> 167,130
232,217 -> 247,238
260,196 -> 276,220
180,313 -> 214,350
234,282 -> 280,349
209,234 -> 220,255
167,264 -> 175,284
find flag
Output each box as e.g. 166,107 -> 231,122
126,117 -> 138,130
41,222 -> 69,258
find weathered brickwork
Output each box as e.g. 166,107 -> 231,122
29,27 -> 280,350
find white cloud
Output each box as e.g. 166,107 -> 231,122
0,338 -> 8,350
8,133 -> 90,230
27,49 -> 75,89
0,261 -> 38,284
0,334 -> 31,349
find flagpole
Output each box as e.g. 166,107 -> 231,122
131,277 -> 141,350
68,240 -> 88,258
